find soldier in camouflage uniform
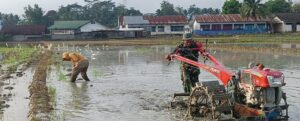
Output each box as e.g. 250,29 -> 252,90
166,33 -> 205,93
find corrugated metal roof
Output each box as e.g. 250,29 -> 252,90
119,15 -> 188,25
123,16 -> 149,25
195,14 -> 269,23
275,13 -> 300,23
143,15 -> 187,25
1,25 -> 46,35
48,20 -> 90,30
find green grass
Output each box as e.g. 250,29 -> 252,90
93,69 -> 104,77
193,33 -> 300,43
54,64 -> 68,81
58,72 -> 67,81
48,86 -> 66,121
0,47 -> 36,65
51,52 -> 69,81
48,86 -> 56,106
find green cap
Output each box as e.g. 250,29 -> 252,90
182,33 -> 193,40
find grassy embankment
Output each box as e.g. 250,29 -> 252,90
32,33 -> 300,46
194,33 -> 300,44
28,50 -> 54,121
1,33 -> 300,46
0,46 -> 38,74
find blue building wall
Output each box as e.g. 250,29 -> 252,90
194,29 -> 268,36
193,23 -> 269,36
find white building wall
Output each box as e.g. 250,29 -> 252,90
51,30 -> 74,35
193,21 -> 200,30
151,24 -> 187,35
13,35 -> 43,41
284,23 -> 292,32
80,22 -> 108,32
297,24 -> 300,32
164,25 -> 171,33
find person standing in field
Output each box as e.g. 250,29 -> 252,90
62,52 -> 90,82
165,33 -> 206,93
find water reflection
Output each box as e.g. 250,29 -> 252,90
60,82 -> 91,120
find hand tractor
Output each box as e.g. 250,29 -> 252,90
169,49 -> 289,121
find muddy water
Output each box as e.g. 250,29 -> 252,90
43,45 -> 300,121
1,67 -> 34,121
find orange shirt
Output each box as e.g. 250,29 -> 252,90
63,52 -> 87,67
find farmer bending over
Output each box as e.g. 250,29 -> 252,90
62,52 -> 90,82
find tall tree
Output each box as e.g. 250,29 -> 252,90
175,6 -> 188,16
23,4 -> 44,24
0,13 -> 20,26
156,1 -> 178,15
56,1 -> 141,27
57,3 -> 88,20
265,0 -> 292,13
187,4 -> 202,15
113,5 -> 142,16
126,7 -> 143,16
43,10 -> 59,26
88,1 -> 116,27
240,0 -> 267,18
292,3 -> 300,12
222,0 -> 241,14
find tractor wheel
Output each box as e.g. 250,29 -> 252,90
188,86 -> 213,118
188,86 -> 232,120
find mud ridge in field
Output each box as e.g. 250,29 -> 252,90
28,50 -> 53,121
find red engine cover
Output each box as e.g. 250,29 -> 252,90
244,68 -> 283,88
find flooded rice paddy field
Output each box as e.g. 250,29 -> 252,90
0,43 -> 300,121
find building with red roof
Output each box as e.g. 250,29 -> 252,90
1,25 -> 46,41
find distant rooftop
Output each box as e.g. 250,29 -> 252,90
1,25 -> 46,35
123,16 -> 149,25
194,14 -> 270,23
275,13 -> 300,23
49,20 -> 90,30
144,15 -> 187,25
119,15 -> 188,26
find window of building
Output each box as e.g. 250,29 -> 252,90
223,24 -> 232,30
171,26 -> 184,32
158,26 -> 164,32
245,24 -> 254,30
151,26 -> 156,32
200,24 -> 210,31
212,24 -> 221,30
257,23 -> 266,30
234,24 -> 244,30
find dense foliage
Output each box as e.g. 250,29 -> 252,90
0,0 -> 297,28
222,0 -> 241,14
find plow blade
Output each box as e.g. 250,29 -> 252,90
234,103 -> 265,117
173,93 -> 190,98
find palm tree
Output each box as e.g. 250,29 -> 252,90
240,0 -> 267,18
240,0 -> 272,33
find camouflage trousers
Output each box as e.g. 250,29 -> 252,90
180,63 -> 200,93
70,60 -> 90,82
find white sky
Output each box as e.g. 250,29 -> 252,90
0,0 -> 299,16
